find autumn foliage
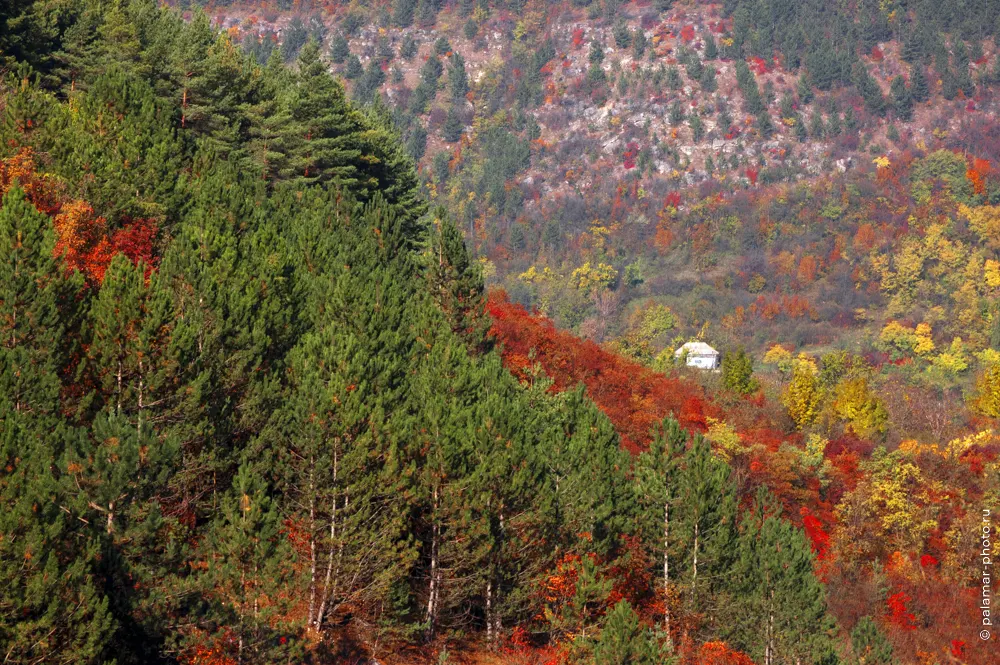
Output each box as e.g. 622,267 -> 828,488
1,149 -> 157,283
487,290 -> 714,452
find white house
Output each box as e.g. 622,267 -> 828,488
674,341 -> 720,370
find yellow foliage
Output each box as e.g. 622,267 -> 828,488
519,265 -> 556,284
873,155 -> 891,168
705,417 -> 745,461
783,354 -> 821,429
973,363 -> 1000,418
945,430 -> 995,457
570,262 -> 617,291
930,337 -> 969,375
878,320 -> 935,358
985,260 -> 1000,289
763,344 -> 794,372
959,204 -> 1000,247
832,377 -> 888,438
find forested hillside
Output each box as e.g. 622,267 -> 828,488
1,2 -> 998,665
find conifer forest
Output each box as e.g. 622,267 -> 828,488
2,1 -> 1000,663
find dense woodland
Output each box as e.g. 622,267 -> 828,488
1,1 -> 999,665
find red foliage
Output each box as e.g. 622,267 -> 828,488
2,148 -> 158,283
967,157 -> 991,195
886,591 -> 918,631
800,507 -> 830,559
664,191 -> 681,208
749,56 -> 769,75
0,148 -> 64,216
680,25 -> 695,43
870,45 -> 884,61
623,141 -> 639,170
572,28 -> 584,48
746,167 -> 759,186
920,554 -> 939,569
951,640 -> 966,657
281,517 -> 312,558
487,291 -> 715,452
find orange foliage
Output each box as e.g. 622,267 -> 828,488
688,641 -> 757,665
2,148 -> 157,283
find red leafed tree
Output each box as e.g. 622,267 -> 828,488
967,157 -> 991,195
53,200 -> 113,280
623,142 -> 639,169
680,25 -> 695,43
487,291 -> 715,452
0,147 -> 64,216
572,28 -> 584,48
886,591 -> 917,631
746,167 -> 759,185
800,507 -> 830,559
749,56 -> 769,75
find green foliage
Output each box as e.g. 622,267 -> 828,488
590,601 -> 665,665
850,616 -> 896,665
721,347 -> 758,395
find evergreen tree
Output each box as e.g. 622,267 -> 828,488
0,185 -> 81,416
329,32 -> 350,63
850,616 -> 896,665
910,65 -> 930,103
280,16 -> 309,62
591,601 -> 665,665
199,462 -> 299,664
721,346 -> 758,395
443,106 -> 464,142
809,111 -> 825,139
344,53 -> 363,79
285,41 -> 365,188
725,488 -> 833,665
676,434 -> 736,616
633,418 -> 686,648
448,53 -> 469,102
704,34 -> 718,59
393,0 -> 418,27
890,75 -> 913,121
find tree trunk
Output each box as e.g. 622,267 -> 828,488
308,462 -> 317,630
664,500 -> 673,651
425,484 -> 441,641
316,449 -> 338,629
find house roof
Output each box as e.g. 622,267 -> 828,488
674,341 -> 719,357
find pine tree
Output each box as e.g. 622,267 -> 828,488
676,433 -> 736,615
0,185 -> 81,416
910,65 -> 929,103
0,185 -> 114,663
704,34 -> 718,59
809,111 -> 825,139
890,75 -> 913,121
285,41 -> 365,188
0,417 -> 117,664
280,16 -> 309,62
448,53 -> 469,102
329,32 -> 350,63
591,601 -> 664,665
721,346 -> 758,395
393,0 -> 418,27
633,418 -> 686,649
344,53 -> 363,79
725,489 -> 833,665
199,462 -> 298,664
850,616 -> 896,665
